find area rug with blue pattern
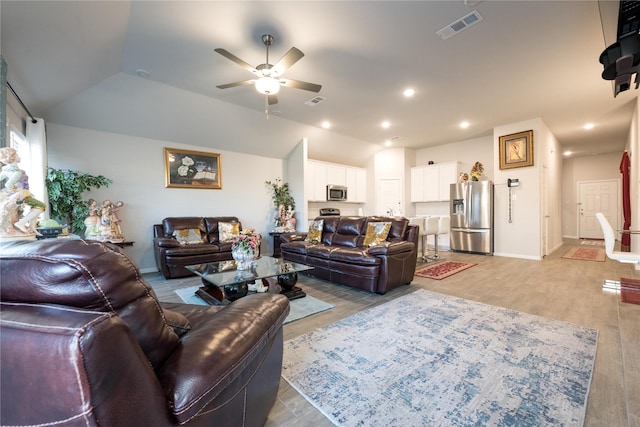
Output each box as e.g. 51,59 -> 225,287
282,289 -> 598,426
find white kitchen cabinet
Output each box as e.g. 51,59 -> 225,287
326,164 -> 346,186
438,162 -> 459,200
306,161 -> 328,202
411,162 -> 459,202
346,167 -> 367,203
307,160 -> 366,203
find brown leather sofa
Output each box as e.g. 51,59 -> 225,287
153,216 -> 242,279
280,216 -> 418,294
0,239 -> 289,427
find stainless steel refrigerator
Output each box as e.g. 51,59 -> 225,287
450,181 -> 494,254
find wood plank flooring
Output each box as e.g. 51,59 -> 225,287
146,239 -> 640,427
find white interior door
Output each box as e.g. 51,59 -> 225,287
578,179 -> 619,239
378,179 -> 402,216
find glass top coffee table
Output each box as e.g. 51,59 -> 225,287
185,256 -> 313,305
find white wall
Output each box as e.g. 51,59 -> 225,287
627,96 -> 640,252
47,123 -> 284,273
493,119 -> 543,260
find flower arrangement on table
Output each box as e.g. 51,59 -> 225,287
231,229 -> 262,270
231,229 -> 262,256
470,161 -> 484,181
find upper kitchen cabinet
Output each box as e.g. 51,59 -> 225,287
410,162 -> 459,202
307,160 -> 367,203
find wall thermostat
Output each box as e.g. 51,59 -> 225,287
507,178 -> 520,187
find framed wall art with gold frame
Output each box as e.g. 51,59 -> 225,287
498,130 -> 533,170
164,147 -> 222,189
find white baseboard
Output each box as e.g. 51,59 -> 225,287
493,252 -> 542,261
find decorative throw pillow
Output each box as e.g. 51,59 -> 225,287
363,222 -> 392,247
219,221 -> 240,242
304,219 -> 324,243
173,228 -> 204,245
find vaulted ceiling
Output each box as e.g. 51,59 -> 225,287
2,0 -> 637,160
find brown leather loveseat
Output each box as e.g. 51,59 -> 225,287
0,239 -> 289,427
153,216 -> 243,279
280,216 -> 418,294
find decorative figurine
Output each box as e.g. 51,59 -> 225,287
0,147 -> 46,239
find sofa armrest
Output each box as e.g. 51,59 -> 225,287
367,240 -> 415,256
157,294 -> 290,424
280,232 -> 307,243
153,237 -> 181,248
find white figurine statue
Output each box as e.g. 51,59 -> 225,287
0,147 -> 46,239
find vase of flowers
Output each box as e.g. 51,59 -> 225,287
231,229 -> 261,270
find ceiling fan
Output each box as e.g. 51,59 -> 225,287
215,34 -> 322,115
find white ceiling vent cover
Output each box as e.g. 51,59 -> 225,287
436,10 -> 483,40
305,96 -> 326,107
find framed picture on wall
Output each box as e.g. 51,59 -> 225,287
164,147 -> 222,189
498,130 -> 534,170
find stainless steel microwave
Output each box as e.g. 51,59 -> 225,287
326,185 -> 348,201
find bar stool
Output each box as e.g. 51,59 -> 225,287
433,215 -> 450,259
423,216 -> 440,261
408,217 -> 426,261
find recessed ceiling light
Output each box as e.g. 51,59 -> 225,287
563,150 -> 572,156
135,69 -> 150,78
382,121 -> 391,129
583,123 -> 594,130
321,121 -> 331,129
403,88 -> 415,97
460,121 -> 470,129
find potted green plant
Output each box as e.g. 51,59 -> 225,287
265,178 -> 296,230
45,168 -> 112,235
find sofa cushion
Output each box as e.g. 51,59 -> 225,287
363,222 -> 391,247
219,221 -> 240,242
330,217 -> 367,247
163,217 -> 206,238
173,228 -> 205,245
305,219 -> 324,243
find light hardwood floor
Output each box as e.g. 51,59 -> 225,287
147,239 -> 640,427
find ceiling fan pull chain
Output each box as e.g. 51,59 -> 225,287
265,95 -> 270,119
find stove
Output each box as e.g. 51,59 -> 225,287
319,208 -> 341,216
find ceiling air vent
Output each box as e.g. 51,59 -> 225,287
436,10 -> 483,40
305,96 -> 326,107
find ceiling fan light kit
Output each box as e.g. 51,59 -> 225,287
215,34 -> 322,115
255,76 -> 280,95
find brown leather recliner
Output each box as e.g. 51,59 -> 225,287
0,239 -> 289,427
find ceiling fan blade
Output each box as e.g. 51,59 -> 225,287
280,78 -> 322,93
272,47 -> 304,75
268,94 -> 279,105
216,79 -> 255,89
214,48 -> 257,73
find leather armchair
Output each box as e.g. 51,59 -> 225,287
0,239 -> 289,427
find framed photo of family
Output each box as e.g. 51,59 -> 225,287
498,130 -> 534,170
164,147 -> 222,189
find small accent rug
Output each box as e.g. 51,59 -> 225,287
415,260 -> 476,280
562,246 -> 606,262
174,286 -> 335,324
282,289 -> 598,427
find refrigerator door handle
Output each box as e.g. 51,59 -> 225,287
451,228 -> 488,233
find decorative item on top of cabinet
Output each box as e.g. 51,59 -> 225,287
410,161 -> 459,202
